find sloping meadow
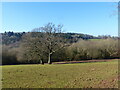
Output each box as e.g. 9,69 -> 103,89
1,59 -> 118,88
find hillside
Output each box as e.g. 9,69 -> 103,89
1,31 -> 118,45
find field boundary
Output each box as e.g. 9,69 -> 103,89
53,59 -> 119,64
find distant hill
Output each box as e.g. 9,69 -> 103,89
1,31 -> 25,45
0,31 -> 118,45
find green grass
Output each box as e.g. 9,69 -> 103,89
1,60 -> 118,88
89,39 -> 101,41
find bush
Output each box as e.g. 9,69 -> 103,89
66,38 -> 118,61
2,45 -> 19,65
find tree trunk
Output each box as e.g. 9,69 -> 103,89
40,59 -> 44,65
48,53 -> 52,64
40,60 -> 42,64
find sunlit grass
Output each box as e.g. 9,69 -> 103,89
2,60 -> 118,88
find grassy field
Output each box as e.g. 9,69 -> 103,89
1,60 -> 118,88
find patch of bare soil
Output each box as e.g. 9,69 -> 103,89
53,59 -> 119,64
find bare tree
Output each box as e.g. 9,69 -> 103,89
31,23 -> 69,64
18,33 -> 45,64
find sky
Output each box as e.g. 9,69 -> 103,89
2,2 -> 118,36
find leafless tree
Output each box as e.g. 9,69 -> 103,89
31,23 -> 69,64
18,33 -> 44,64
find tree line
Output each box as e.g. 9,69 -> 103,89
1,28 -> 118,45
1,23 -> 119,65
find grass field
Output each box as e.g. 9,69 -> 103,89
1,60 -> 118,88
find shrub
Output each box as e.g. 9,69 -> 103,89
66,38 -> 118,60
2,45 -> 19,65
